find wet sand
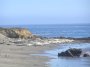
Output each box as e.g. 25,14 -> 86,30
0,43 -> 60,67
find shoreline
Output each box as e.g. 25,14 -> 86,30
0,27 -> 90,67
0,37 -> 90,67
0,41 -> 90,67
0,42 -> 61,67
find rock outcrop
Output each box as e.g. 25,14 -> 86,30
58,48 -> 82,57
0,28 -> 32,39
58,48 -> 90,57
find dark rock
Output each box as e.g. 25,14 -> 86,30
83,53 -> 90,57
58,48 -> 82,57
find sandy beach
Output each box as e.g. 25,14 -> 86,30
0,28 -> 74,67
0,42 -> 61,67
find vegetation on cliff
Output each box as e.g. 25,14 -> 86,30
0,27 -> 32,39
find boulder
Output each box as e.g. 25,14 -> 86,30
58,48 -> 82,57
83,52 -> 90,57
83,54 -> 90,57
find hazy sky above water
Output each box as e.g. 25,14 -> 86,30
0,0 -> 90,25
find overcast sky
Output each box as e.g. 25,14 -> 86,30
0,0 -> 90,25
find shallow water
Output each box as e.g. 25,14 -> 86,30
45,43 -> 90,67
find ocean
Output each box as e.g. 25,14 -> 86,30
28,24 -> 90,38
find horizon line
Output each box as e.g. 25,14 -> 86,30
0,23 -> 90,27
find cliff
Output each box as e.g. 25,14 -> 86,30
0,27 -> 32,39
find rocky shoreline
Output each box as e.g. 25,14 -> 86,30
0,27 -> 90,46
0,27 -> 90,67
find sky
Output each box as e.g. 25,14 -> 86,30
0,0 -> 90,25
